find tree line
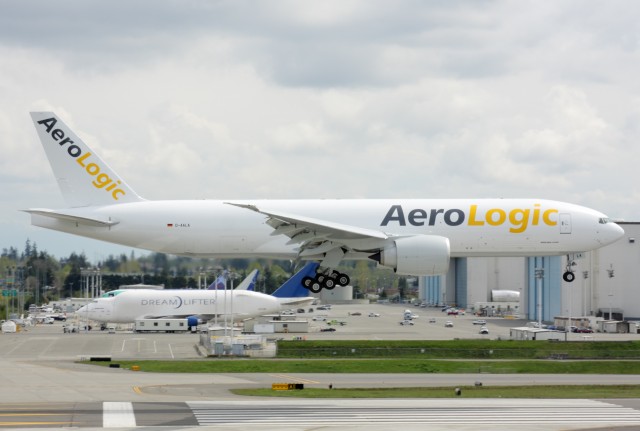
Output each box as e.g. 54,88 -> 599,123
1,239 -> 413,312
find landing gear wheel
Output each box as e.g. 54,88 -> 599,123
337,273 -> 350,286
309,280 -> 322,293
323,278 -> 336,290
563,272 -> 575,283
302,276 -> 314,289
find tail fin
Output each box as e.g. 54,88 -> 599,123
272,262 -> 319,298
207,270 -> 228,290
30,112 -> 143,207
234,269 -> 259,291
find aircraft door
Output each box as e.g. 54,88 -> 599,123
559,213 -> 572,234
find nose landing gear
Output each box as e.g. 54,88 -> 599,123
563,255 -> 577,282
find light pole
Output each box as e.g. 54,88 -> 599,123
535,267 -> 544,329
607,265 -> 615,320
582,271 -> 589,318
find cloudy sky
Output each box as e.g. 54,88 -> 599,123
1,1 -> 639,262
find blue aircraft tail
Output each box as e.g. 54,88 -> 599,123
272,262 -> 319,298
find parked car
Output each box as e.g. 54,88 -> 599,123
349,312 -> 362,316
312,316 -> 327,321
399,320 -> 414,326
444,321 -> 454,328
479,326 -> 489,334
574,327 -> 594,333
428,317 -> 437,323
472,319 -> 487,325
368,312 -> 380,317
320,327 -> 336,332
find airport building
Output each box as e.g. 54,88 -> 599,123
419,222 -> 640,321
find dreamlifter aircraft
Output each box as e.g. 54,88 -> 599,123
77,265 -> 317,324
26,112 -> 624,292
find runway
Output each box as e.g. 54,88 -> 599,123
2,399 -> 640,430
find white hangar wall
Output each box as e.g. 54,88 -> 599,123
419,222 -> 640,320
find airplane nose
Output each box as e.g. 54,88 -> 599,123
602,222 -> 625,246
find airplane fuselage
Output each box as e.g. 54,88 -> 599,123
31,198 -> 621,259
77,289 -> 282,324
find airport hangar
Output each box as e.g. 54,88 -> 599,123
419,221 -> 640,321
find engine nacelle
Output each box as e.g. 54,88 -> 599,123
369,235 -> 450,276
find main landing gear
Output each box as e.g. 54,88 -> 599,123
302,270 -> 350,293
563,255 -> 576,282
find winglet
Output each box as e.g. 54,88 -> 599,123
30,112 -> 144,207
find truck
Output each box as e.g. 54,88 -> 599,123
134,317 -> 198,333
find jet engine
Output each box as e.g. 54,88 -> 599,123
369,235 -> 450,276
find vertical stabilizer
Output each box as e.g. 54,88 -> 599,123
272,262 -> 319,298
30,112 -> 143,207
234,269 -> 259,291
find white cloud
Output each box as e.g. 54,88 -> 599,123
1,1 -> 639,260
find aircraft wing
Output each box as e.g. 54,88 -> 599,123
225,203 -> 389,258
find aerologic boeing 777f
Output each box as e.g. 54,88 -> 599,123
26,112 -> 625,291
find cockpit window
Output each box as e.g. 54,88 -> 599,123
101,289 -> 125,298
599,217 -> 612,224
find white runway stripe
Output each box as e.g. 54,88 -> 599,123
103,402 -> 136,428
188,401 -> 640,426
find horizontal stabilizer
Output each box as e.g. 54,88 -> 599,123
23,208 -> 119,227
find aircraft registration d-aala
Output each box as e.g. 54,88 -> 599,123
26,112 -> 624,292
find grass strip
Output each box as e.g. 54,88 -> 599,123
232,385 -> 640,399
88,359 -> 640,374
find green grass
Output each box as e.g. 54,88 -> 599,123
232,385 -> 640,399
90,358 -> 640,374
276,339 -> 640,359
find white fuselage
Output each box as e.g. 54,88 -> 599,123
76,289 -> 282,324
32,198 -> 624,259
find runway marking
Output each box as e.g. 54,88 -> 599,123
269,374 -> 320,384
188,401 -> 640,426
132,386 -> 144,395
0,421 -> 80,426
168,343 -> 175,358
103,402 -> 136,428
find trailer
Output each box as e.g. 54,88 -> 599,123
134,317 -> 197,333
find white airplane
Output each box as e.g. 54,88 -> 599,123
26,112 -> 625,290
77,288 -> 282,324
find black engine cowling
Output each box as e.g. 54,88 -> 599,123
369,235 -> 450,276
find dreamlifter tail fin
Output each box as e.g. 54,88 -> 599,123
272,262 -> 319,298
30,112 -> 144,207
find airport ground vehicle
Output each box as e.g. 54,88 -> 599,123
444,321 -> 454,327
368,312 -> 380,317
472,319 -> 487,325
399,320 -> 414,326
479,326 -> 489,334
